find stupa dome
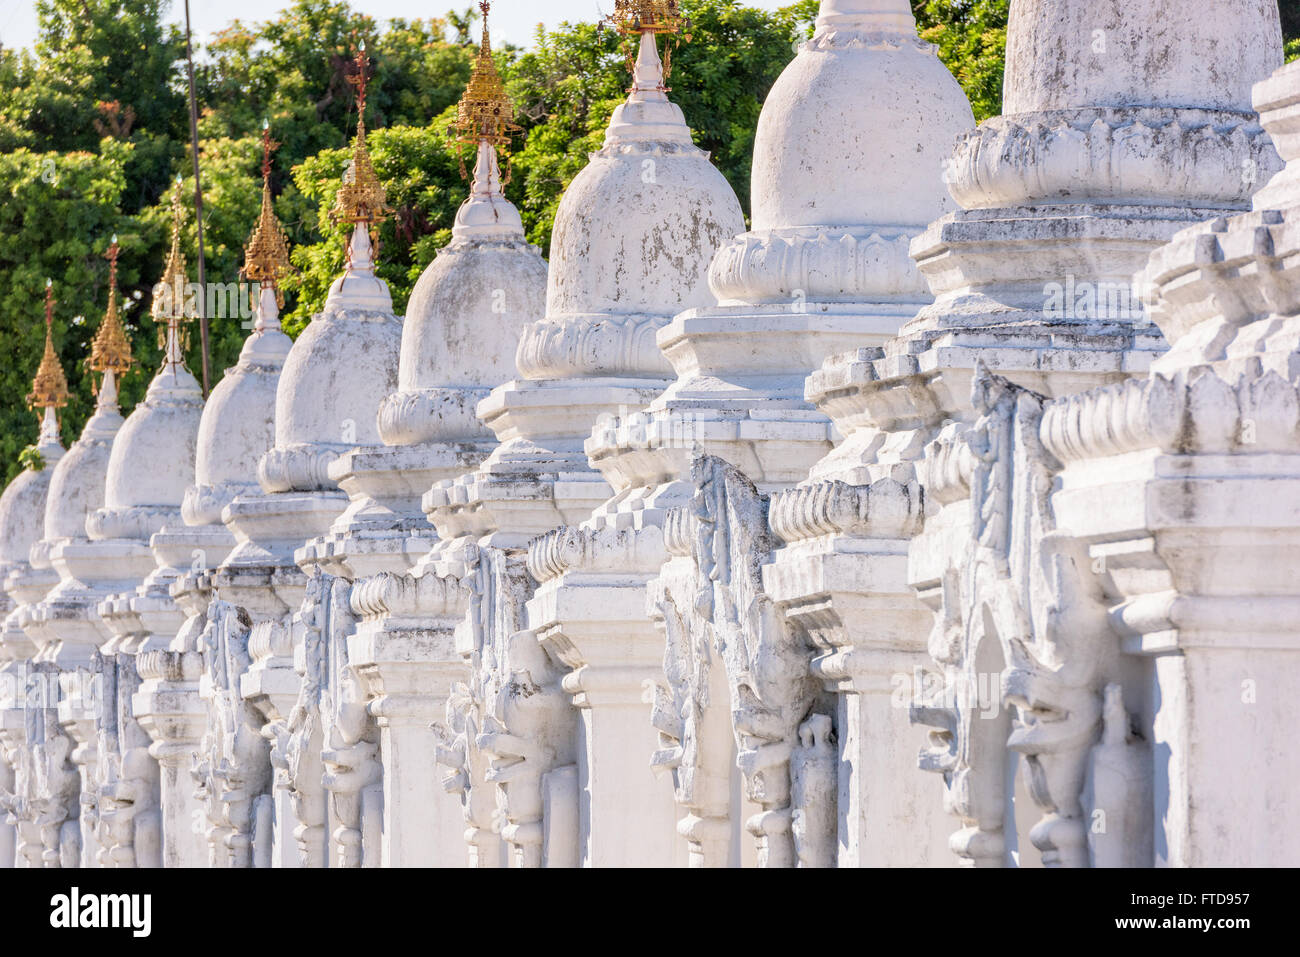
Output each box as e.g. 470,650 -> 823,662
520,31 -> 746,380
379,143 -> 546,446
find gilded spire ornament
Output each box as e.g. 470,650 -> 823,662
331,41 -> 392,230
86,235 -> 134,395
600,0 -> 692,84
152,176 -> 194,368
452,1 -> 521,181
241,119 -> 295,308
26,279 -> 69,419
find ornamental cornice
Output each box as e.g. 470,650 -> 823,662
247,616 -> 292,668
438,235 -> 540,257
258,442 -> 346,494
376,387 -> 490,446
85,504 -> 180,543
183,480 -> 251,527
801,29 -> 934,54
136,648 -> 201,683
591,141 -> 706,160
1041,365 -> 1300,463
514,313 -> 673,379
948,107 -> 1279,210
916,421 -> 975,506
527,523 -> 666,584
350,569 -> 469,620
708,227 -> 926,305
1139,209 -> 1300,359
768,475 -> 922,545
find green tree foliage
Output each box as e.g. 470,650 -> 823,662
0,0 -> 190,211
0,142 -> 142,478
197,2 -> 475,161
1283,0 -> 1300,56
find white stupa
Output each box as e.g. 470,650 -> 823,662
525,0 -> 974,868
223,57 -> 401,597
423,10 -> 745,870
90,244 -> 205,653
25,238 -> 136,867
888,0 -> 1283,870
345,7 -> 549,867
0,282 -> 69,866
28,240 -> 138,664
0,283 -> 69,667
302,125 -> 548,580
591,0 -> 975,504
427,19 -> 745,548
84,200 -> 206,869
215,49 -> 403,870
132,152 -> 295,868
96,184 -> 210,655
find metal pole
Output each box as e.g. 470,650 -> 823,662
184,0 -> 211,397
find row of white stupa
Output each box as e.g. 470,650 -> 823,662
1,0 -> 1297,868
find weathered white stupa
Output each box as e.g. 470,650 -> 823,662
209,60 -> 404,867
134,148 -> 294,868
900,0 -> 1283,870
1008,52 -> 1300,867
99,183 -> 210,654
88,197 -> 206,869
4,0 -> 1298,873
760,0 -> 1283,869
526,0 -> 974,868
348,7 -> 548,867
223,60 -> 402,593
423,5 -> 744,868
199,132 -> 322,870
0,282 -> 68,868
25,240 -> 136,867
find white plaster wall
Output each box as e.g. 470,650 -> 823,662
545,152 -> 744,323
1004,0 -> 1281,114
401,242 -> 546,394
274,310 -> 401,450
750,27 -> 973,232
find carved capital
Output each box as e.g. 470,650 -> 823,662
514,313 -> 673,379
948,107 -> 1278,210
769,476 -> 922,544
258,443 -> 345,494
708,227 -> 927,305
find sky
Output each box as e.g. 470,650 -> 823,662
0,0 -> 792,54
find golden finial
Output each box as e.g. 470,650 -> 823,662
600,0 -> 692,82
152,177 -> 192,358
86,235 -> 134,393
452,1 -> 521,181
241,120 -> 295,307
26,279 -> 69,417
330,42 -> 392,229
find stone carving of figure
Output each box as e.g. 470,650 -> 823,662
651,454 -> 827,867
30,705 -> 80,868
193,601 -> 271,867
913,365 -> 1115,867
319,574 -> 381,868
